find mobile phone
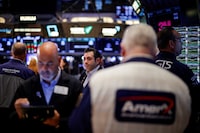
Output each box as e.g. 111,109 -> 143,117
21,105 -> 55,120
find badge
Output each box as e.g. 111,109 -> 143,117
54,85 -> 68,95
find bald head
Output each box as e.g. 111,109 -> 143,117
37,41 -> 60,83
11,42 -> 27,61
120,23 -> 158,60
37,41 -> 58,58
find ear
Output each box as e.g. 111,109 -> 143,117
120,45 -> 126,57
169,40 -> 175,49
96,57 -> 101,64
58,56 -> 62,63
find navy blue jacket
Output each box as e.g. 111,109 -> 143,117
0,59 -> 34,79
10,71 -> 82,133
155,51 -> 199,90
0,59 -> 35,107
155,51 -> 200,133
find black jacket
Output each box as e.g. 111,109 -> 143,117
10,70 -> 82,133
155,51 -> 199,90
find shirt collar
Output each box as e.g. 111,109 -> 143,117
125,57 -> 156,64
157,51 -> 176,60
11,58 -> 26,65
86,65 -> 100,76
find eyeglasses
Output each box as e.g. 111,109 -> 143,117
175,37 -> 182,43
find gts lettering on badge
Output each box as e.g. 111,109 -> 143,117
156,60 -> 173,70
115,89 -> 176,124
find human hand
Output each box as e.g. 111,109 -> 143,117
14,98 -> 30,119
43,110 -> 60,128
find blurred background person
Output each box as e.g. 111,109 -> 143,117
0,42 -> 35,132
155,26 -> 200,133
0,42 -> 35,107
79,47 -> 103,91
155,26 -> 199,91
60,57 -> 71,74
69,23 -> 191,133
28,57 -> 38,75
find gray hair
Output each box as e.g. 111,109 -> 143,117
121,23 -> 157,53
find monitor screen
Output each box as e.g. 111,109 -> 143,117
67,37 -> 95,54
13,23 -> 43,37
147,8 -> 181,32
13,36 -> 42,54
61,0 -> 116,13
42,23 -> 64,38
95,38 -> 121,55
116,5 -> 138,21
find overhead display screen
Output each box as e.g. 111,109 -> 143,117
60,0 -> 126,13
116,5 -> 138,21
67,37 -> 95,54
42,23 -> 64,38
13,24 -> 43,37
95,38 -> 121,55
14,36 -> 42,54
147,8 -> 181,32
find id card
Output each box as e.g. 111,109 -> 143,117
54,85 -> 68,95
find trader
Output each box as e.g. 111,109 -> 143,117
10,41 -> 82,133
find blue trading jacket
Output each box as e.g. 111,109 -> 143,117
155,51 -> 199,89
0,59 -> 35,79
0,58 -> 35,107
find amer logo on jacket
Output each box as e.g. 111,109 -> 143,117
115,89 -> 176,124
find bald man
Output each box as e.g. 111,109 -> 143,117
0,42 -> 35,80
0,42 -> 35,107
0,42 -> 35,132
10,41 -> 82,133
